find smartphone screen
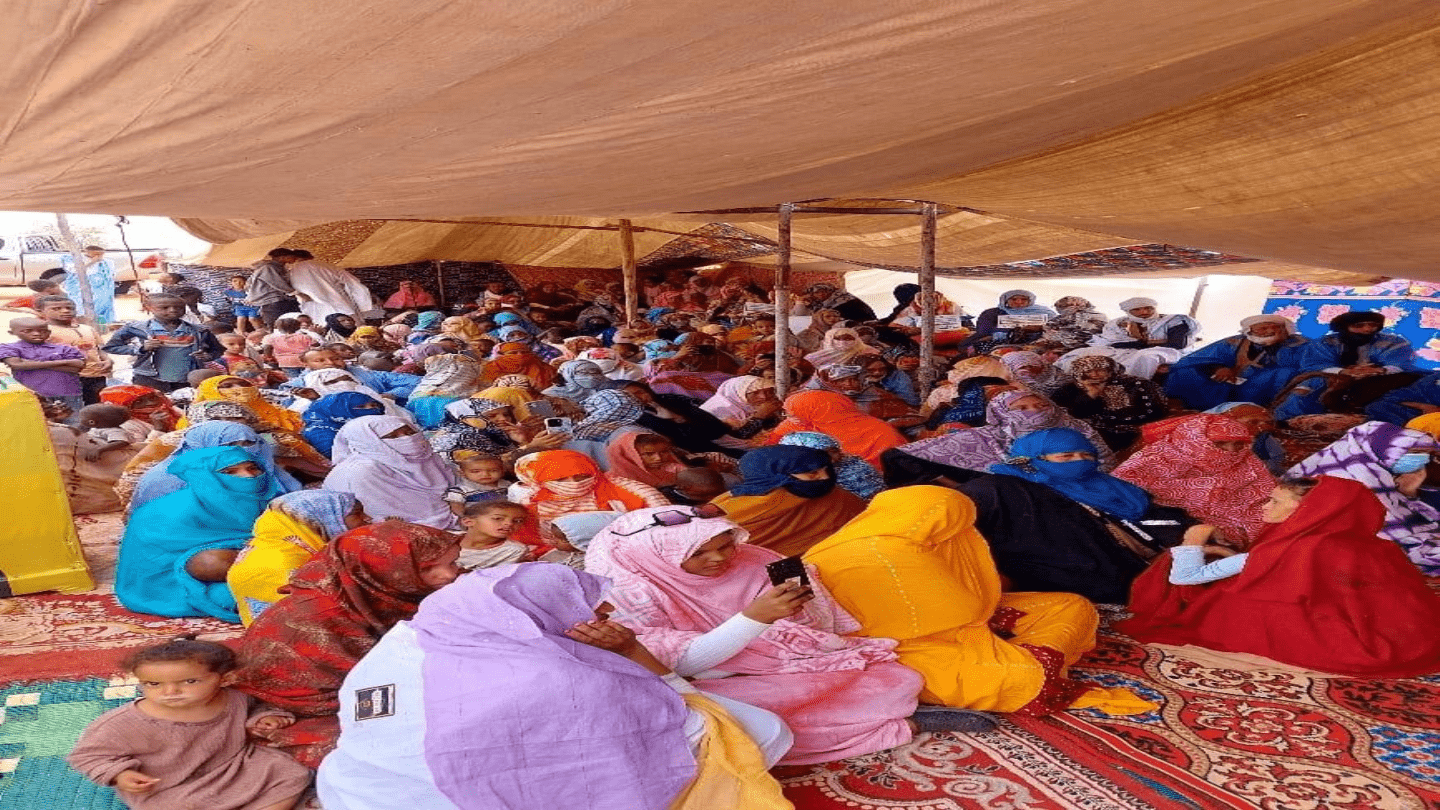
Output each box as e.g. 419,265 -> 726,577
765,555 -> 810,587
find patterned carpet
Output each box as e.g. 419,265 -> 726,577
0,514 -> 240,683
777,615 -> 1440,810
3,519 -> 1437,809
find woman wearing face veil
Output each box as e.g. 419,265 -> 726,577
712,446 -> 865,556
960,428 -> 1194,603
322,415 -> 458,529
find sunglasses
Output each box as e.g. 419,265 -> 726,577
610,503 -> 728,536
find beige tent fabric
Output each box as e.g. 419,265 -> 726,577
338,218 -> 693,268
913,12 -> 1440,278
184,213 -> 1381,284
4,1 -> 1439,277
181,216 -> 721,268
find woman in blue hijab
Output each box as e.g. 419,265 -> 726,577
778,431 -> 885,500
951,428 -> 1194,603
116,446 -> 278,622
711,446 -> 865,556
129,420 -> 299,511
302,391 -> 387,457
407,311 -> 446,344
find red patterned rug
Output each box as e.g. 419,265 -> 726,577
5,518 -> 1436,808
0,514 -> 241,683
777,607 -> 1440,809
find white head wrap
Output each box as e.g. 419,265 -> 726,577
1240,314 -> 1296,335
1118,297 -> 1158,312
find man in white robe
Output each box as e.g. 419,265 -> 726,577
287,249 -> 381,321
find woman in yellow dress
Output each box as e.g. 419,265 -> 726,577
804,486 -> 1154,717
228,490 -> 369,625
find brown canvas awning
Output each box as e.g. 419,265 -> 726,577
4,1 -> 1438,279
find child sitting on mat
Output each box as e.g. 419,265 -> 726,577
68,636 -> 311,809
77,403 -> 147,461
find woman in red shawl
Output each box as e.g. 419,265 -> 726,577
1111,413 -> 1274,547
1117,476 -> 1440,677
769,390 -> 906,470
100,384 -> 183,433
478,341 -> 557,388
232,520 -> 461,767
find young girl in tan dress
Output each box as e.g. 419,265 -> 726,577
68,637 -> 311,809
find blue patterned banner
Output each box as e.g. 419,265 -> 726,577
1263,279 -> 1440,370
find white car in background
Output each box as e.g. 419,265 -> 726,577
0,233 -> 173,291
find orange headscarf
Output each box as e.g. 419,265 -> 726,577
769,390 -> 906,470
515,450 -> 649,510
100,385 -> 182,432
480,342 -> 557,388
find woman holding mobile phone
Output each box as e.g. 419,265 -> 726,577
586,506 -> 997,766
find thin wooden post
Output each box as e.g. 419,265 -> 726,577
1188,276 -> 1210,319
55,214 -> 98,328
917,203 -> 939,398
774,203 -> 794,401
618,219 -> 639,322
115,216 -> 141,287
434,260 -> 445,309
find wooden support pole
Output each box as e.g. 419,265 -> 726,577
773,203 -> 794,401
1188,276 -> 1210,319
619,219 -> 639,323
55,214 -> 98,328
917,203 -> 939,398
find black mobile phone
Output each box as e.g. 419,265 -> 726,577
765,555 -> 810,587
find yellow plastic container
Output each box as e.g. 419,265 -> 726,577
0,384 -> 95,595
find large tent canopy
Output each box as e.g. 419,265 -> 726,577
4,1 -> 1439,280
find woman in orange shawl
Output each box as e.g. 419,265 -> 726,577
479,341 -> 557,388
769,390 -> 906,470
181,375 -> 329,473
510,450 -> 670,537
713,445 -> 865,556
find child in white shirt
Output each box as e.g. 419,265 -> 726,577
456,501 -> 531,571
444,455 -> 514,516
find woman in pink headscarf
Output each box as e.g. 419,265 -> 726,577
585,506 -> 996,766
1113,413 -> 1275,547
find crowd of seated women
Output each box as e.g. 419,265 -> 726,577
43,267 -> 1440,809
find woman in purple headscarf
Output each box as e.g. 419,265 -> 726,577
886,389 -> 1115,486
316,563 -> 795,810
1287,421 -> 1440,573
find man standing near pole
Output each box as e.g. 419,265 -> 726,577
59,245 -> 116,326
